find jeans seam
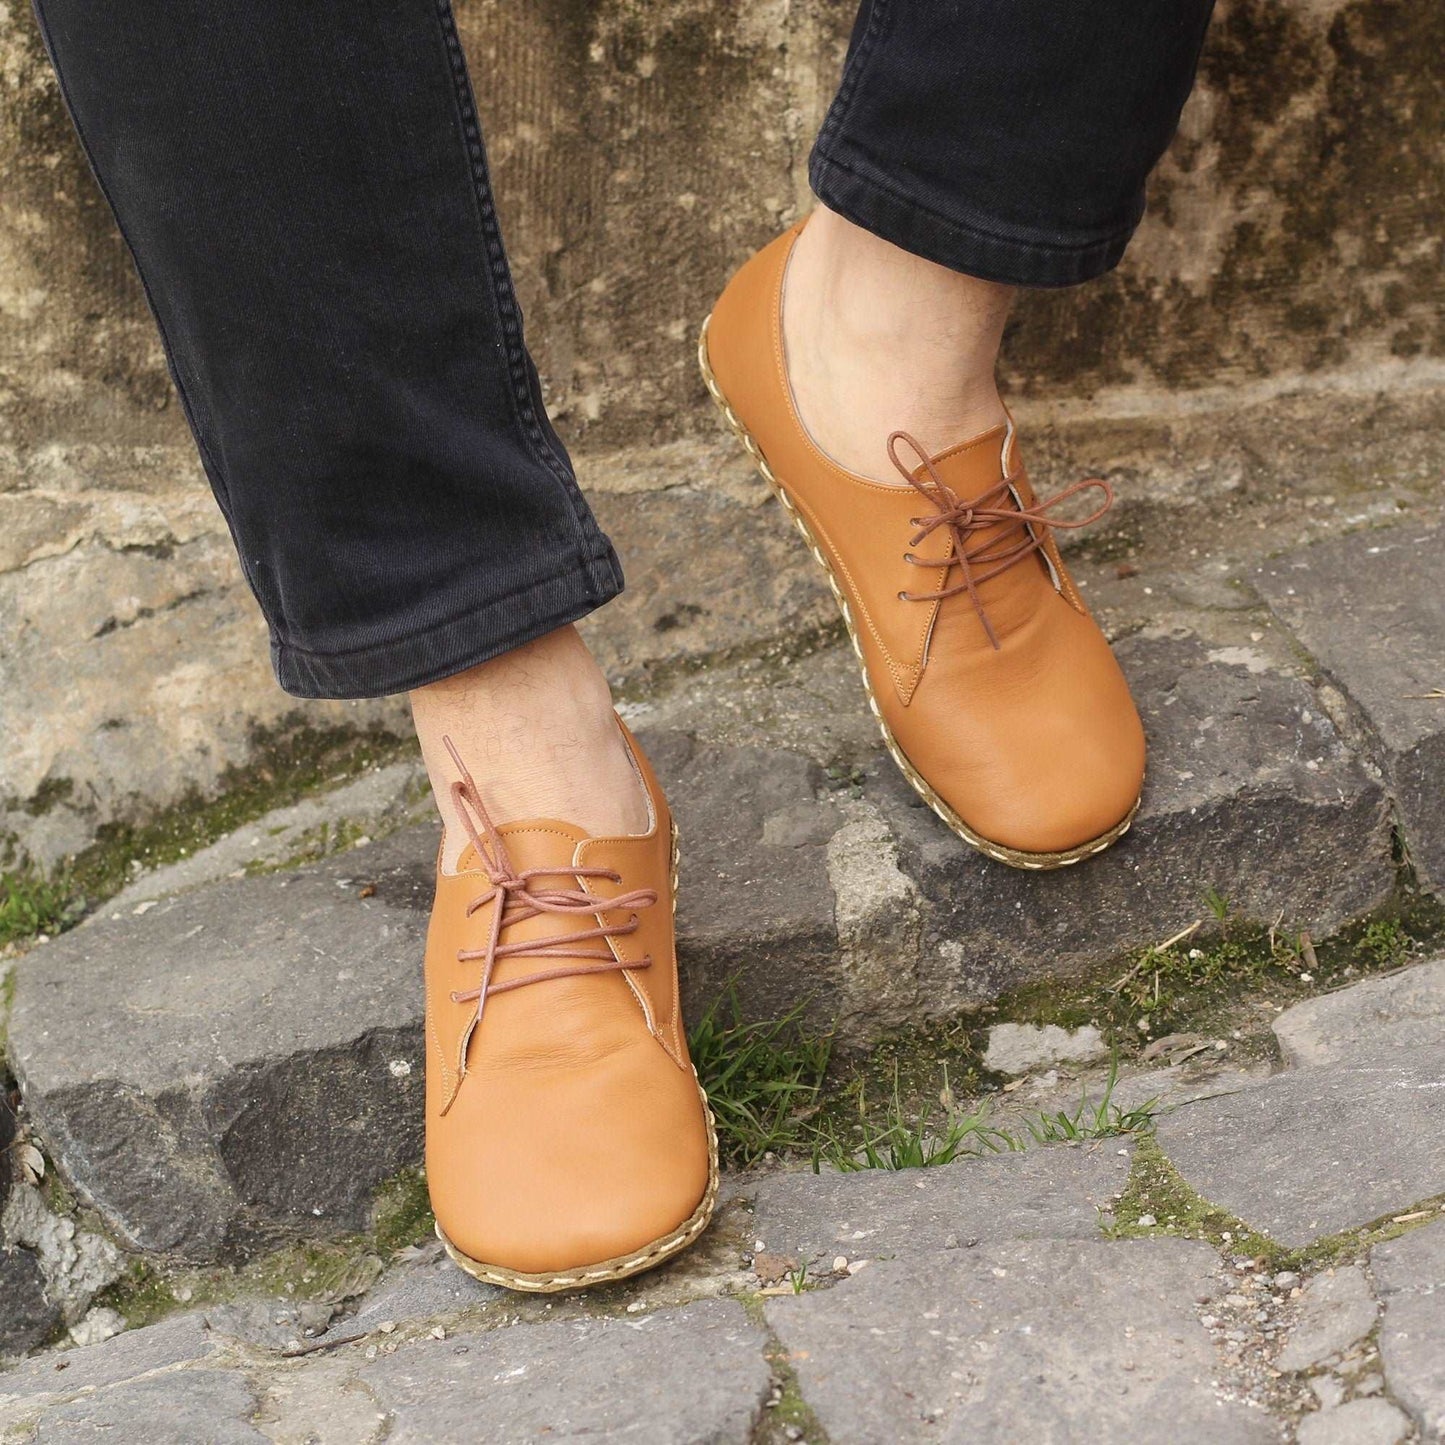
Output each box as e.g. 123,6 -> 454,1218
813,0 -> 891,159
813,146 -> 1141,260
430,0 -> 599,572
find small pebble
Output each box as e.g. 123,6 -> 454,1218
1137,1214 -> 1157,1228
1273,1271 -> 1301,1290
832,1256 -> 848,1273
943,1233 -> 960,1249
429,1326 -> 446,1341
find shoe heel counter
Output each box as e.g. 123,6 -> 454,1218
704,224 -> 801,418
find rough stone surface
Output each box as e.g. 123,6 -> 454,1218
644,731 -> 845,1033
7,829 -> 434,1259
1154,1046 -> 1445,1247
106,761 -> 430,914
1373,1218 -> 1445,1440
16,1368 -> 266,1443
0,1314 -> 215,1414
65,1309 -> 124,1350
744,1143 -> 1132,1272
0,1250 -> 59,1359
983,1022 -> 1108,1076
766,1238 -> 1273,1443
1274,1265 -> 1379,1371
1256,525 -> 1445,891
1295,1398 -> 1411,1445
872,630 -> 1394,1016
347,1252 -> 498,1334
0,1186 -> 121,1324
358,1299 -> 769,1444
1274,958 -> 1445,1068
253,1358 -> 388,1445
1156,1046 -> 1439,1248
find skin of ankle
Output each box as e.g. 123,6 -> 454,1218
409,625 -> 650,870
783,204 -> 1015,482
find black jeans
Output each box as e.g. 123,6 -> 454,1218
30,0 -> 1213,700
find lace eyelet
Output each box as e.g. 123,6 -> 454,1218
448,990 -> 462,1003
898,590 -> 912,602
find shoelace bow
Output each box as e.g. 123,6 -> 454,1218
441,737 -> 656,1099
888,430 -> 1114,651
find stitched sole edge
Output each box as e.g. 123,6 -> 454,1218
697,314 -> 1139,872
436,823 -> 721,1293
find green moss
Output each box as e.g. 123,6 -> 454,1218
371,1167 -> 434,1254
242,817 -> 375,877
737,1299 -> 832,1444
65,721 -> 412,908
1107,1136 -> 1445,1276
91,1165 -> 433,1331
91,1259 -> 204,1332
21,777 -> 75,819
609,618 -> 844,706
0,871 -> 81,948
3,722 -> 414,952
1106,1135 -> 1282,1263
811,1055 -> 1155,1173
992,886 -> 1444,1055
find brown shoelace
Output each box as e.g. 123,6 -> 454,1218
440,737 -> 656,1100
888,430 -> 1114,651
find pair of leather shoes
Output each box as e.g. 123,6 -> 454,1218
425,221 -> 1144,1290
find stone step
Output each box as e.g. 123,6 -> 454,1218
4,565 -> 1419,1260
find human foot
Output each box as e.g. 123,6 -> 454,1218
701,223 -> 1144,866
425,723 -> 717,1291
780,204 -> 1013,484
410,624 -> 648,871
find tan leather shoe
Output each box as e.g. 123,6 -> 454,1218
424,724 -> 718,1292
701,223 -> 1145,868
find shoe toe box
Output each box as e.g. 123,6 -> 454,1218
428,1034 -> 713,1280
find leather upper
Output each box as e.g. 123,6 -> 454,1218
424,725 -> 711,1276
705,224 -> 1145,855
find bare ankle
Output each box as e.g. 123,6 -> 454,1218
783,205 -> 1013,480
410,626 -> 649,867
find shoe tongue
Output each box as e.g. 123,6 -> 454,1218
913,423 -> 1011,504
455,818 -> 607,977
455,817 -> 589,877
911,421 -> 1054,645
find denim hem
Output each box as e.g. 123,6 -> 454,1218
271,544 -> 625,699
810,147 -> 1141,289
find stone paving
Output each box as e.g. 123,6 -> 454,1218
0,954 -> 1441,1441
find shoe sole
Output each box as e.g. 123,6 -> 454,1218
698,314 -> 1139,872
436,822 -> 721,1293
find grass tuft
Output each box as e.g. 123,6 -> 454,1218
0,871 -> 81,948
811,1056 -> 1154,1172
688,989 -> 832,1167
